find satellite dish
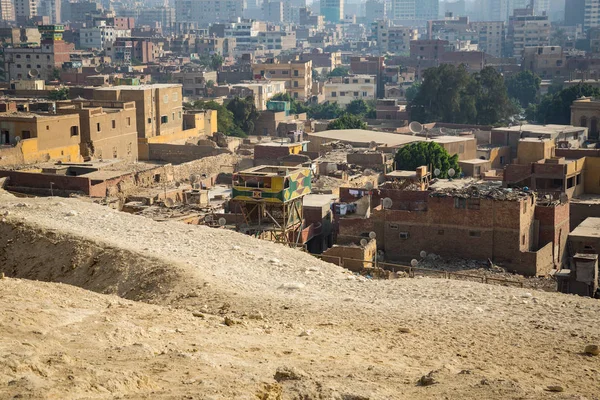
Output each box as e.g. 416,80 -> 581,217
419,250 -> 427,258
410,259 -> 418,267
448,168 -> 456,178
28,68 -> 39,78
164,198 -> 175,207
193,183 -> 201,189
363,169 -> 374,176
189,174 -> 196,183
175,182 -> 181,188
439,127 -> 447,135
409,121 -> 423,135
14,136 -> 21,143
434,168 -> 441,177
360,238 -> 368,247
369,141 -> 377,149
365,182 -> 374,190
205,214 -> 213,222
264,72 -> 272,79
94,64 -> 104,73
369,231 -> 376,239
218,217 -> 227,226
382,197 -> 393,209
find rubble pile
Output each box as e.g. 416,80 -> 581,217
430,181 -> 533,201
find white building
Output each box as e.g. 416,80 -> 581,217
324,75 -> 377,106
80,25 -> 131,50
232,80 -> 286,110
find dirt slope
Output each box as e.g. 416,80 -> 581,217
1,191 -> 600,399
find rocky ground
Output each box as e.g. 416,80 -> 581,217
1,190 -> 599,399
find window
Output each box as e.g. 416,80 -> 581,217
362,91 -> 367,97
454,198 -> 466,209
70,126 -> 79,136
112,120 -> 116,129
46,125 -> 50,130
399,232 -> 409,239
331,91 -> 337,97
163,95 -> 169,103
365,79 -> 370,83
577,174 -> 582,185
353,91 -> 359,96
294,70 -> 298,76
282,70 -> 289,74
522,235 -> 526,245
147,118 -> 152,124
127,117 -> 131,126
161,115 -> 168,123
500,156 -> 505,165
21,130 -> 31,139
469,231 -> 481,237
389,223 -> 399,230
293,81 -> 298,88
467,198 -> 480,210
352,79 -> 358,83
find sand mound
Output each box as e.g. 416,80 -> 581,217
1,191 -> 600,399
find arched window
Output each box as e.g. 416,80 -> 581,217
581,116 -> 588,128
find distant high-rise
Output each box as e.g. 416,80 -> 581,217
416,0 -> 439,20
0,0 -> 15,21
320,0 -> 344,22
564,0 -> 599,29
14,0 -> 38,24
390,0 -> 438,21
40,0 -> 61,23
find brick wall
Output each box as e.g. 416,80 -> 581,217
504,164 -> 532,184
148,143 -> 230,163
0,170 -> 92,195
570,202 -> 600,231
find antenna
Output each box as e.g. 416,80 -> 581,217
382,197 -> 393,209
218,217 -> 227,226
409,121 -> 423,135
94,64 -> 104,73
439,127 -> 447,135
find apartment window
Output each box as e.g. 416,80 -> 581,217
178,111 -> 182,119
112,120 -> 116,129
173,93 -> 178,101
70,126 -> 79,136
127,117 -> 131,126
468,198 -> 480,210
46,125 -> 50,130
454,198 -> 466,209
340,92 -> 345,96
293,81 -> 298,88
21,130 -> 31,139
469,231 -> 481,237
399,232 -> 410,239
362,91 -> 367,96
97,123 -> 101,132
16,64 -> 21,68
294,70 -> 298,76
389,223 -> 399,230
147,118 -> 152,124
163,95 -> 169,104
16,55 -> 21,58
331,91 -> 337,97
161,115 -> 168,123
522,235 -> 526,245
365,79 -> 370,83
353,91 -> 359,96
172,113 -> 175,121
293,92 -> 298,99
352,79 -> 358,83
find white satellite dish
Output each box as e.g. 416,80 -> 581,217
193,183 -> 201,189
365,182 -> 374,190
165,198 -> 175,207
364,169 -> 374,176
439,127 -> 447,135
264,72 -> 272,79
218,217 -> 227,226
369,231 -> 376,239
448,168 -> 456,178
28,68 -> 39,78
410,259 -> 419,267
205,214 -> 213,222
434,168 -> 441,177
94,64 -> 104,73
409,121 -> 423,135
419,250 -> 427,258
382,197 -> 393,209
360,238 -> 368,247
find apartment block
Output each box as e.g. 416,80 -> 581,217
231,81 -> 287,110
376,23 -> 418,54
175,0 -> 244,27
471,21 -> 505,58
80,24 -> 131,50
507,10 -> 550,58
252,58 -> 312,100
522,46 -> 565,79
321,0 -> 344,23
172,69 -> 218,98
14,0 -> 37,24
324,75 -> 377,106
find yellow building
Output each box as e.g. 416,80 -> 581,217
251,58 -> 312,101
0,112 -> 81,166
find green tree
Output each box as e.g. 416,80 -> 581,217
226,96 -> 259,135
206,79 -> 215,88
405,83 -> 420,102
328,67 -> 349,77
307,102 -> 344,119
531,84 -> 600,124
186,100 -> 245,137
270,92 -> 308,115
394,141 -> 461,178
409,64 -> 515,125
505,70 -> 541,108
211,54 -> 224,71
51,68 -> 61,81
48,87 -> 69,100
326,113 -> 368,130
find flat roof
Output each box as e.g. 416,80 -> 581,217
386,170 -> 417,178
303,194 -> 336,208
256,141 -> 310,147
459,158 -> 491,165
430,135 -> 473,144
95,84 -> 181,91
569,217 -> 600,239
237,165 -> 308,177
309,129 -> 424,147
493,124 -> 584,135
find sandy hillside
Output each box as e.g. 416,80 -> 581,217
0,191 -> 599,400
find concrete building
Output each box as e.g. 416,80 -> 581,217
3,25 -> 74,82
391,0 -> 416,20
507,10 -> 550,58
376,23 -> 418,54
57,100 -> 138,161
571,97 -> 600,140
80,24 -> 131,50
65,0 -> 100,22
324,74 -> 377,106
471,21 -> 505,58
14,0 -> 37,24
522,46 -> 565,79
321,0 -> 344,22
175,0 -> 245,26
252,58 -> 312,100
0,0 -> 15,21
172,69 -> 218,98
564,0 -> 585,27
0,112 -> 81,166
231,81 -> 287,110
93,84 -> 183,141
138,7 -> 175,32
410,39 -> 449,60
264,0 -> 284,23
365,0 -> 386,22
39,0 -> 60,23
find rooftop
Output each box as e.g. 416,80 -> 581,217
308,130 -> 423,147
493,124 -> 584,136
255,141 -> 310,148
569,217 -> 600,239
236,165 -> 308,177
95,84 -> 181,91
303,194 -> 337,208
459,158 -> 491,165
